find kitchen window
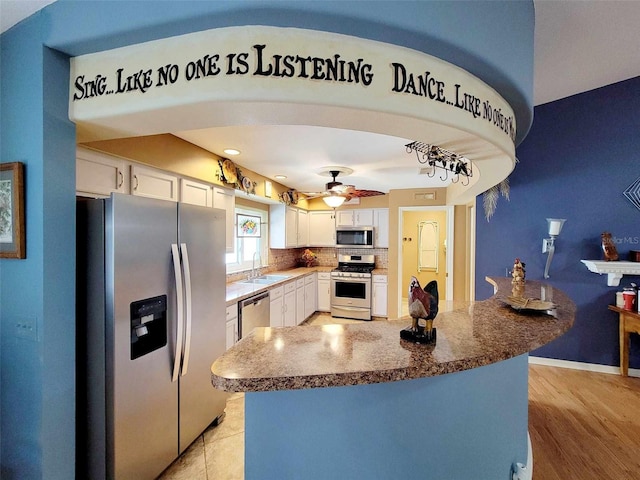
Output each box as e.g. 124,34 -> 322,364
226,206 -> 268,273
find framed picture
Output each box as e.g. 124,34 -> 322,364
237,214 -> 261,238
0,162 -> 25,259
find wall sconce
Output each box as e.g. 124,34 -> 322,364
542,218 -> 566,279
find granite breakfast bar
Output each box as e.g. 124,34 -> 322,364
211,277 -> 575,479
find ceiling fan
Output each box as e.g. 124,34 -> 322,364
302,167 -> 384,208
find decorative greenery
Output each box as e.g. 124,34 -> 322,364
483,178 -> 511,221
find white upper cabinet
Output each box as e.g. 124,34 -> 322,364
180,178 -> 213,207
212,187 -> 235,253
270,205 -> 308,249
297,210 -> 309,247
308,211 -> 336,247
373,208 -> 389,248
76,147 -> 129,197
131,164 -> 179,202
335,209 -> 374,227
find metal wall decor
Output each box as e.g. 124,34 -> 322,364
623,176 -> 640,212
217,158 -> 256,195
406,141 -> 473,186
278,189 -> 299,205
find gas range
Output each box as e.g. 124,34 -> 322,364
330,254 -> 375,321
331,254 -> 375,278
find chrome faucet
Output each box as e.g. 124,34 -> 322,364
249,251 -> 262,279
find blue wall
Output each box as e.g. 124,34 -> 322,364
476,76 -> 640,369
1,1 -> 534,478
246,355 -> 529,480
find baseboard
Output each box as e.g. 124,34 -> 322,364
528,356 -> 640,378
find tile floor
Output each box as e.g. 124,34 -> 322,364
157,312 -> 372,480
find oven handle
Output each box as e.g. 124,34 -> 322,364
331,277 -> 371,283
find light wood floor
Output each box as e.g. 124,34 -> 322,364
528,364 -> 640,480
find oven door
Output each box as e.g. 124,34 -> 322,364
330,276 -> 371,320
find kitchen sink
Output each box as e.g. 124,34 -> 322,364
240,274 -> 291,285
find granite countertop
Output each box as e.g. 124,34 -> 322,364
225,266 -> 385,306
226,267 -> 327,306
212,277 -> 575,392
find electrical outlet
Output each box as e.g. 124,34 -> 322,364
15,317 -> 37,341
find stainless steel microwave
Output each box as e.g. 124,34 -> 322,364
335,226 -> 374,249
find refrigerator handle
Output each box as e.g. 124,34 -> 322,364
179,243 -> 192,376
171,243 -> 185,382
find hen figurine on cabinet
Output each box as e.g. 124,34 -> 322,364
401,276 -> 439,344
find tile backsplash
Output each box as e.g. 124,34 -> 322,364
225,247 -> 388,282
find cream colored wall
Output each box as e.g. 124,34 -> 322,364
401,210 -> 447,301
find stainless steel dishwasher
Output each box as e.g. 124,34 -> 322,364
239,291 -> 270,339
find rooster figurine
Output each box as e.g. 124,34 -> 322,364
401,276 -> 439,344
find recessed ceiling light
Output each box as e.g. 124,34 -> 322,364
274,175 -> 287,180
223,148 -> 240,156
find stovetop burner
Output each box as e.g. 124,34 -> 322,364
332,253 -> 375,277
333,265 -> 375,273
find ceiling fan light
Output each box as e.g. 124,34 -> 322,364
323,195 -> 346,208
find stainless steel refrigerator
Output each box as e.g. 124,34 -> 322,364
77,193 -> 228,480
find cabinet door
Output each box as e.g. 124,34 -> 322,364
283,289 -> 297,327
304,277 -> 316,318
336,209 -> 374,227
372,276 -> 388,317
374,208 -> 389,248
335,210 -> 355,227
285,207 -> 299,248
308,211 -> 336,247
181,178 -> 213,207
131,165 -> 179,202
354,209 -> 374,226
270,295 -> 284,327
296,279 -> 306,325
297,210 -> 309,247
226,320 -> 238,350
76,148 -> 128,197
317,277 -> 331,312
225,304 -> 238,349
212,187 -> 235,253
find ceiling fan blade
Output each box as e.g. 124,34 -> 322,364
349,189 -> 385,198
299,191 -> 331,199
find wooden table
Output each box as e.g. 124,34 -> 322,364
608,305 -> 640,376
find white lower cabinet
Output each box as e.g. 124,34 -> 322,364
372,274 -> 388,317
269,286 -> 284,327
283,282 -> 296,327
317,272 -> 331,312
295,278 -> 306,325
225,304 -> 239,350
304,273 -> 317,319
